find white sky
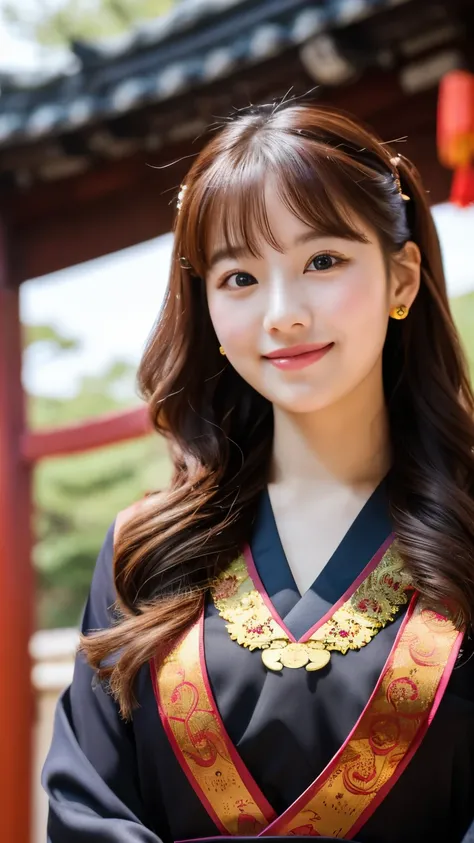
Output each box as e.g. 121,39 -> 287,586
2,9 -> 474,398
21,235 -> 173,396
0,2 -> 68,71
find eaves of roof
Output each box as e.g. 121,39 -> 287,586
0,0 -> 411,149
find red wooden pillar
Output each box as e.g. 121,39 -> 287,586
0,218 -> 34,843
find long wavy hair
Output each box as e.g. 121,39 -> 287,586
82,102 -> 474,718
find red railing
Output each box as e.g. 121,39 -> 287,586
22,405 -> 150,462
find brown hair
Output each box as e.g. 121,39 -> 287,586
82,102 -> 474,718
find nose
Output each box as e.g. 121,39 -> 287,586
262,277 -> 311,335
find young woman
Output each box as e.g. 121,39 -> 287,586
43,102 -> 474,843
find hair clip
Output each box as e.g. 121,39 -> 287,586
390,156 -> 410,201
179,256 -> 193,270
177,184 -> 187,211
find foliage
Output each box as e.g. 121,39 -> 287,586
28,325 -> 171,629
1,0 -> 176,46
25,323 -> 80,353
451,290 -> 474,377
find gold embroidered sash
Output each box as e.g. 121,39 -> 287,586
153,559 -> 462,838
262,596 -> 461,838
152,620 -> 276,836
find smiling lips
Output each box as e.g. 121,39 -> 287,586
263,343 -> 334,370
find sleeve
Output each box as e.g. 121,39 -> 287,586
42,521 -> 163,842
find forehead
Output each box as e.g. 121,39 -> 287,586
206,180 -> 371,270
181,146 -> 375,276
207,181 -> 300,249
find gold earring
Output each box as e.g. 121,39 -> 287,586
390,304 -> 409,320
219,346 -> 226,356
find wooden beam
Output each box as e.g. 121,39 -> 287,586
8,146 -> 191,283
22,406 -> 150,462
0,219 -> 33,843
4,149 -> 177,225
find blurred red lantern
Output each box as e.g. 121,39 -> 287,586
437,70 -> 474,206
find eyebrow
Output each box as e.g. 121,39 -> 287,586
208,228 -> 364,270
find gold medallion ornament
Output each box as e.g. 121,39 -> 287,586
211,544 -> 412,672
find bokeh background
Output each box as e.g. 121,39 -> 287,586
0,1 -> 473,841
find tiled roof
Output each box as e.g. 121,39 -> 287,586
0,0 -> 410,148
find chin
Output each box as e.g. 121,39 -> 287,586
270,390 -> 338,415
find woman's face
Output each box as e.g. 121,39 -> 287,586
205,182 -> 419,415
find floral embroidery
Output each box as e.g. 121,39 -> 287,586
211,544 -> 412,672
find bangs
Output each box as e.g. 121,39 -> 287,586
180,135 -> 386,276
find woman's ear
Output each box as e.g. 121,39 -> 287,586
389,241 -> 421,312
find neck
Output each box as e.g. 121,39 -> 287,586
270,373 -> 391,495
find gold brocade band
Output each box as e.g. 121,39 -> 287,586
262,595 -> 462,838
153,620 -> 276,836
154,596 -> 462,839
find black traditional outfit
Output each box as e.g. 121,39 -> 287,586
43,483 -> 474,842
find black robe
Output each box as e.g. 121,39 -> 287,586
43,484 -> 474,842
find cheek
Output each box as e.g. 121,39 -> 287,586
207,296 -> 257,352
328,264 -> 388,339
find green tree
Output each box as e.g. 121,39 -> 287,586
1,0 -> 176,46
451,291 -> 474,378
26,324 -> 171,629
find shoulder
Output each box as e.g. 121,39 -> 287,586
85,494 -> 163,630
114,500 -> 143,543
83,497 -> 157,631
81,520 -> 116,630
114,494 -> 160,544
88,497 -> 154,608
